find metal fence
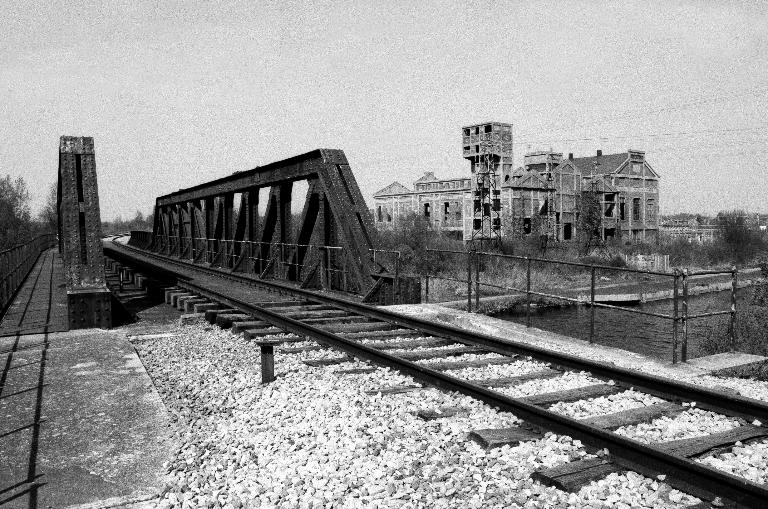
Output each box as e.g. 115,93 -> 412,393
425,248 -> 738,364
0,234 -> 57,315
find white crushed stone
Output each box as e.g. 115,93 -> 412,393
698,439 -> 768,485
578,471 -> 699,508
498,371 -> 603,398
359,336 -> 432,345
134,322 -> 701,508
386,304 -> 768,402
444,359 -> 550,379
549,389 -> 665,420
418,352 -> 505,365
615,409 -> 741,443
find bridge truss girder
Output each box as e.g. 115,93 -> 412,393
149,149 -> 378,295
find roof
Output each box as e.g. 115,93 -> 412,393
414,172 -> 438,184
373,181 -> 412,197
565,152 -> 628,176
512,172 -> 550,190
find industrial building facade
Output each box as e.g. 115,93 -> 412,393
373,122 -> 660,243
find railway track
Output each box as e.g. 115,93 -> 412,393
105,238 -> 768,508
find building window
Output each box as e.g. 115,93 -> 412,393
646,199 -> 656,222
523,218 -> 532,234
632,198 -> 641,221
424,203 -> 430,218
563,223 -> 572,240
376,206 -> 382,222
620,200 -> 625,221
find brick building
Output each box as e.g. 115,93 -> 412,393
373,122 -> 661,243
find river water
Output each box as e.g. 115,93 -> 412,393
492,287 -> 755,362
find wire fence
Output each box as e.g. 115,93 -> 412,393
425,248 -> 738,364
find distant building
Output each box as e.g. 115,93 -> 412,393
660,218 -> 717,244
373,121 -> 661,243
372,173 -> 471,237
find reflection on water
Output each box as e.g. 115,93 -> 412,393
492,288 -> 753,361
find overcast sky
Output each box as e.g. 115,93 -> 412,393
2,0 -> 767,220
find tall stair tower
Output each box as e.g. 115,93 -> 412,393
461,122 -> 513,248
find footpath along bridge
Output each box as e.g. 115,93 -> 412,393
1,136 -> 767,508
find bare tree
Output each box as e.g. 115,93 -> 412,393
0,174 -> 32,250
37,182 -> 58,234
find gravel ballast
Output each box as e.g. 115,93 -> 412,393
134,322 -> 718,508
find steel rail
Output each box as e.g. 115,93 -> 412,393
105,239 -> 768,506
104,240 -> 768,425
171,274 -> 766,508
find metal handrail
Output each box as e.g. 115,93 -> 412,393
423,248 -> 740,364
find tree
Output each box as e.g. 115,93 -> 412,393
0,175 -> 32,250
37,182 -> 58,234
716,210 -> 766,264
577,181 -> 602,255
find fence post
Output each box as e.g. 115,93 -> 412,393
590,265 -> 596,344
730,266 -> 738,352
672,269 -> 679,364
526,257 -> 532,328
475,251 -> 480,311
394,253 -> 400,304
682,268 -> 689,363
466,250 -> 472,312
424,274 -> 429,303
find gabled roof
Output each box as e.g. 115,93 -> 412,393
567,152 -> 629,176
414,171 -> 438,184
373,181 -> 412,197
512,171 -> 550,190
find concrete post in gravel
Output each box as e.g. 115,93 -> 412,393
256,340 -> 280,383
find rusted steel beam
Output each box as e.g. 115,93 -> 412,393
149,149 -> 380,296
57,136 -> 111,329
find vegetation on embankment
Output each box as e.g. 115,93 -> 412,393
700,264 -> 768,380
377,211 -> 768,312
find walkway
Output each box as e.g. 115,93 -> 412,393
0,250 -> 173,508
0,249 -> 68,337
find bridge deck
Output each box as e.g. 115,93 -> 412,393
0,249 -> 68,337
0,248 -> 172,507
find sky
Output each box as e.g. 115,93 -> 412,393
1,0 -> 767,221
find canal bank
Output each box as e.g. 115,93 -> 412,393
385,302 -> 767,382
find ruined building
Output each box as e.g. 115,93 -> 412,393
373,121 -> 660,243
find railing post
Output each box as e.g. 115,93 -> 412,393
730,265 -> 738,352
590,265 -> 596,344
672,269 -> 679,364
466,250 -> 472,312
526,257 -> 532,328
474,250 -> 480,310
682,268 -> 689,363
394,253 -> 400,304
424,274 -> 429,303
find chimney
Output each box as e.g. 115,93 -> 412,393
568,153 -> 573,160
597,149 -> 602,157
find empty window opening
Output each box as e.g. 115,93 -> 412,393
376,206 -> 382,222
443,202 -> 450,220
523,218 -> 532,234
484,124 -> 492,133
620,201 -> 626,220
423,203 -> 430,218
564,223 -> 573,240
646,199 -> 656,222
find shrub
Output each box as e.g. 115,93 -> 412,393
700,285 -> 768,364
